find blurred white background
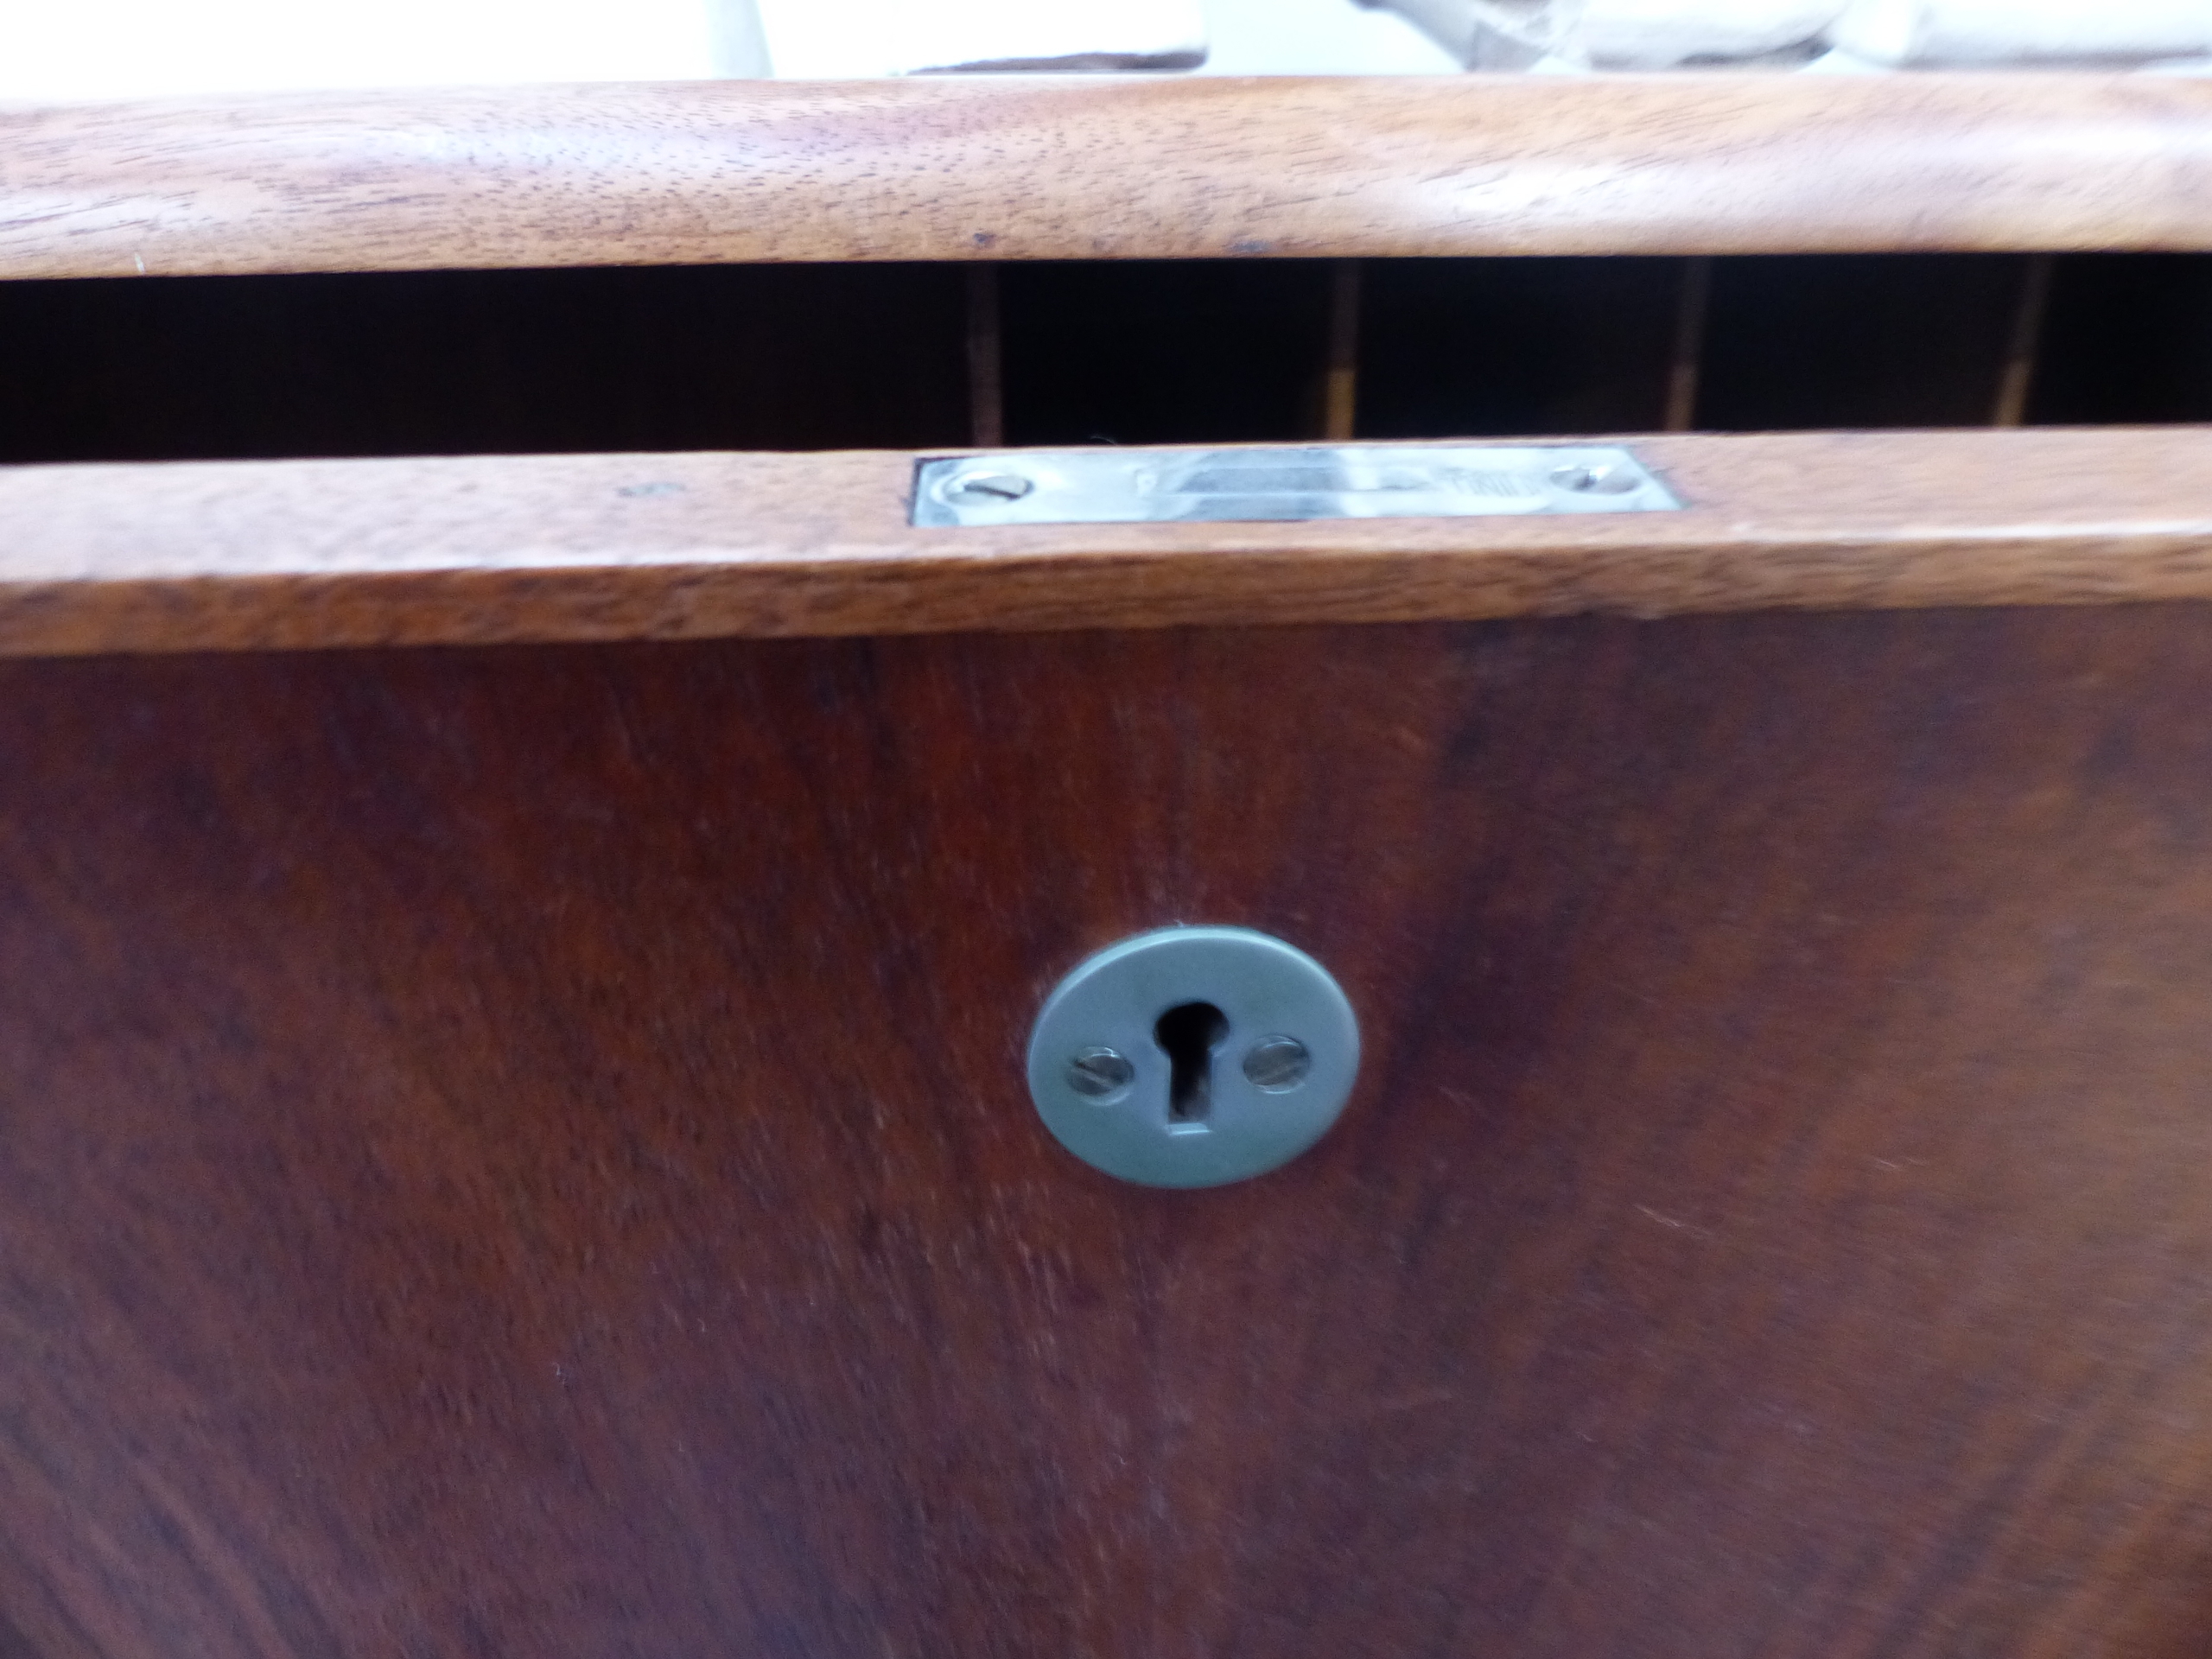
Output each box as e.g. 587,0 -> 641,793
8,0 -> 2198,103
0,0 -> 1453,104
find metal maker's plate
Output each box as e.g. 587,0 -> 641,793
912,443 -> 1680,527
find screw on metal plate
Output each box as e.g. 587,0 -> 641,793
941,470 -> 1034,505
1027,926 -> 1358,1188
1242,1035 -> 1313,1092
1066,1046 -> 1135,1103
1548,461 -> 1642,495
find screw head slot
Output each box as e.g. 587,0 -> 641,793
1548,462 -> 1642,495
942,470 -> 1034,505
1065,1046 -> 1135,1103
1242,1035 -> 1313,1092
1027,926 -> 1359,1188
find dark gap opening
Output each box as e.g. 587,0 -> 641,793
1694,253 -> 2028,429
999,259 -> 1335,446
1356,256 -> 1682,437
2028,254 -> 2212,424
0,263 -> 972,464
3,251 -> 2207,467
1154,1001 -> 1228,1125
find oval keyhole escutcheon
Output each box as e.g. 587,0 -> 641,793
1027,926 -> 1360,1188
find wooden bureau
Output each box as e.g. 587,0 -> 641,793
4,72 -> 2212,1657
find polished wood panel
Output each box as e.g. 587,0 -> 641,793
6,609 -> 2212,1655
5,428 -> 2212,655
11,75 -> 2212,282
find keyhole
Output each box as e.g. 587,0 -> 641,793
1154,1001 -> 1229,1127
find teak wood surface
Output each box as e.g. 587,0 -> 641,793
2,428 -> 2211,655
8,74 -> 2212,280
6,609 -> 2212,1655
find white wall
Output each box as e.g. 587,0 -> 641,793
0,0 -> 1455,102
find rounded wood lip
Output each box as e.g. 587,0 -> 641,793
2,428 -> 2210,657
7,73 -> 2212,279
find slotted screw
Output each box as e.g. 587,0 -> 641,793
945,471 -> 1035,505
1548,462 -> 1640,496
1242,1036 -> 1312,1093
1066,1046 -> 1135,1102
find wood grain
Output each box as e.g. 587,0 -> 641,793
10,74 -> 2212,281
7,609 -> 2212,1655
3,428 -> 2212,655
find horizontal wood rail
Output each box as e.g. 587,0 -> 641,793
2,427 -> 2210,655
7,75 -> 2212,280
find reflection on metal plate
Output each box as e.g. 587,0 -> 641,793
912,444 -> 1680,527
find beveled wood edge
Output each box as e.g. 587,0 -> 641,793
1,428 -> 2209,656
9,73 -> 2212,280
